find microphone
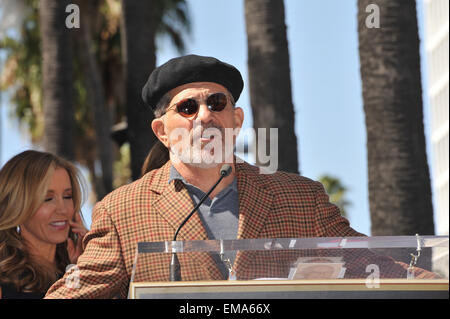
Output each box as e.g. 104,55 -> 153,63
170,164 -> 233,281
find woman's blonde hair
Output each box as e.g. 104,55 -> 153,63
0,150 -> 85,292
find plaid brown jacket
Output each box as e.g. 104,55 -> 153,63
45,160 -> 366,299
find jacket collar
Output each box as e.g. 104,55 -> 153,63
149,160 -> 273,240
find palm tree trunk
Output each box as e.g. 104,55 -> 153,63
244,0 -> 299,174
357,0 -> 434,235
120,0 -> 158,180
75,0 -> 113,198
40,0 -> 75,159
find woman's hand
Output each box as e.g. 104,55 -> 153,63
67,211 -> 88,264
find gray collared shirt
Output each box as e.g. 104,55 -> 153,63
168,165 -> 240,240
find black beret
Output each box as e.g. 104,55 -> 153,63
142,55 -> 244,110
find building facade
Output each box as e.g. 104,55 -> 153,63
423,0 -> 449,236
423,0 -> 449,279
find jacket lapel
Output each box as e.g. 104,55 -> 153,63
150,161 -> 209,241
233,162 -> 275,279
235,161 -> 274,239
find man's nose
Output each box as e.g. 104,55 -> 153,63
195,103 -> 214,122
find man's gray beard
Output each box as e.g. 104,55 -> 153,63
169,142 -> 234,169
168,121 -> 235,169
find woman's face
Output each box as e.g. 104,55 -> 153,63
21,168 -> 75,246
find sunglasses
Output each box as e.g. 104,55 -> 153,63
166,92 -> 229,118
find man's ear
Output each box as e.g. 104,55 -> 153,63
151,118 -> 169,147
233,107 -> 244,130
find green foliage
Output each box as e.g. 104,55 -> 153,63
318,175 -> 351,218
0,0 -> 42,141
113,143 -> 131,188
155,0 -> 191,53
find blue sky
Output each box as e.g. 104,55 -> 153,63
1,0 -> 436,236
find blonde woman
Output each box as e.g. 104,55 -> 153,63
0,150 -> 88,299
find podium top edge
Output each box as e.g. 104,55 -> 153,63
136,235 -> 449,253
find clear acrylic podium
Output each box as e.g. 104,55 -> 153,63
128,236 -> 449,299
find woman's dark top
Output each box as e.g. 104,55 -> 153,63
0,282 -> 46,299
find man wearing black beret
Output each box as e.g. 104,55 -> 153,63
46,55 -> 376,299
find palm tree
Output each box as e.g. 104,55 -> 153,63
1,0 -> 191,204
319,175 -> 351,218
39,0 -> 75,159
244,0 -> 299,174
357,0 -> 434,236
73,0 -> 114,198
120,0 -> 157,181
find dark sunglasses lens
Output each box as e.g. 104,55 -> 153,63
207,93 -> 227,111
176,99 -> 199,117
